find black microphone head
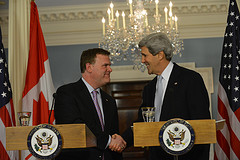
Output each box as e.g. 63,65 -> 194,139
53,93 -> 57,98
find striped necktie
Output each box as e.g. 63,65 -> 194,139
154,75 -> 163,122
92,90 -> 104,131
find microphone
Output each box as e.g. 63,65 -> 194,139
48,93 -> 57,124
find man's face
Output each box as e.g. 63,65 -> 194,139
91,54 -> 112,87
141,46 -> 160,75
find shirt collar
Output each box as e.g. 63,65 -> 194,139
160,61 -> 174,81
82,77 -> 100,93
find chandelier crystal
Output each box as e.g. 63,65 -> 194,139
99,0 -> 184,72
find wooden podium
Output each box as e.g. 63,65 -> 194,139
133,119 -> 223,147
6,124 -> 96,151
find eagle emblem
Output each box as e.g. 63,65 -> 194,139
34,132 -> 54,152
27,124 -> 62,159
159,119 -> 195,155
167,127 -> 186,147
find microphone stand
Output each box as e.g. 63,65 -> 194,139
48,93 -> 56,124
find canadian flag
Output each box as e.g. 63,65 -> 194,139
21,1 -> 55,159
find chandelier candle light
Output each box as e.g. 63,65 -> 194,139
99,0 -> 184,71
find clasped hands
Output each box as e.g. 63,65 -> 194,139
109,134 -> 127,152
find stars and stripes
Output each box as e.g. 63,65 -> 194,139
0,26 -> 19,160
214,0 -> 240,159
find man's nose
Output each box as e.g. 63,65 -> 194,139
108,66 -> 112,72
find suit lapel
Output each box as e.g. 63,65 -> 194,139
100,90 -> 112,130
77,79 -> 104,130
162,63 -> 181,107
148,76 -> 157,107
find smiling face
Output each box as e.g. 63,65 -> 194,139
88,54 -> 112,88
141,46 -> 161,75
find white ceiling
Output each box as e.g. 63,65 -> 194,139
0,0 -> 231,46
36,0 -> 125,7
0,0 -> 126,10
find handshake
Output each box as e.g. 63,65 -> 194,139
109,134 -> 127,153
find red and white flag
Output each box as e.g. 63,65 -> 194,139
21,1 -> 55,159
214,0 -> 240,159
0,26 -> 19,160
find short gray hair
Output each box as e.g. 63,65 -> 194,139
138,33 -> 174,61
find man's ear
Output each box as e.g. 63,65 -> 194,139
158,51 -> 165,60
85,63 -> 93,73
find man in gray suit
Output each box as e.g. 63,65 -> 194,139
123,33 -> 211,160
55,48 -> 126,160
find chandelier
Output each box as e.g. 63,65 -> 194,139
99,0 -> 184,71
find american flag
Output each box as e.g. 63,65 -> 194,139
214,0 -> 240,159
0,27 -> 19,159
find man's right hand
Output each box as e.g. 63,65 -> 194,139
109,134 -> 127,152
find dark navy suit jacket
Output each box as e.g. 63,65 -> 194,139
123,63 -> 211,160
54,79 -> 122,160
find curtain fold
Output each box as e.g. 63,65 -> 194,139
8,0 -> 31,124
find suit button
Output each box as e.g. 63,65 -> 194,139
99,155 -> 102,159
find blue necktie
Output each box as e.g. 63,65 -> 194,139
154,75 -> 163,122
92,90 -> 104,131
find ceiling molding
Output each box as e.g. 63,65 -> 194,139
0,0 -> 228,46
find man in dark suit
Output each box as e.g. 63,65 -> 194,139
54,48 -> 126,160
123,33 -> 211,160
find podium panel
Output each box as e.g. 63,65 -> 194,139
6,124 -> 96,150
133,119 -> 216,147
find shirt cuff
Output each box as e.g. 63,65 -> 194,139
105,135 -> 111,149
